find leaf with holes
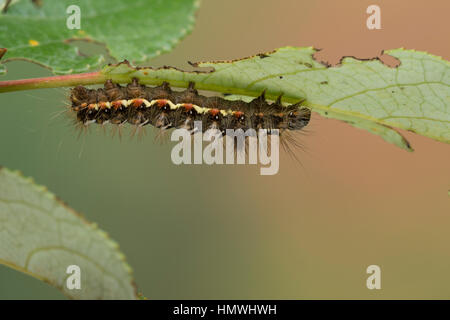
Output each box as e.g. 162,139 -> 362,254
0,167 -> 137,299
0,0 -> 199,74
99,47 -> 450,150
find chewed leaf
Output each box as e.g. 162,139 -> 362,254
0,167 -> 137,299
0,0 -> 199,74
101,47 -> 450,150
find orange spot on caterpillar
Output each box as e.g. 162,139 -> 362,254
132,99 -> 144,108
234,111 -> 244,118
209,108 -> 220,116
111,101 -> 123,110
28,39 -> 39,47
98,102 -> 108,109
156,99 -> 168,107
182,103 -> 194,110
88,104 -> 96,110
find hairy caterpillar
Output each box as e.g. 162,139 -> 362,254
69,78 -> 311,137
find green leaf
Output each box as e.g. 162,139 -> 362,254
100,47 -> 450,150
0,50 -> 5,75
0,0 -> 199,74
0,167 -> 137,299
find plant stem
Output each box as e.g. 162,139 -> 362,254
0,72 -> 108,93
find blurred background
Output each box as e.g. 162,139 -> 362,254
0,0 -> 449,299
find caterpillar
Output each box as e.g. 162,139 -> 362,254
69,78 -> 311,136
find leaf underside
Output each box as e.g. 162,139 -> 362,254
0,0 -> 199,74
0,167 -> 137,299
100,47 -> 450,150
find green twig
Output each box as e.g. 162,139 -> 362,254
0,72 -> 108,93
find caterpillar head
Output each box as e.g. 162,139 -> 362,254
286,107 -> 311,130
